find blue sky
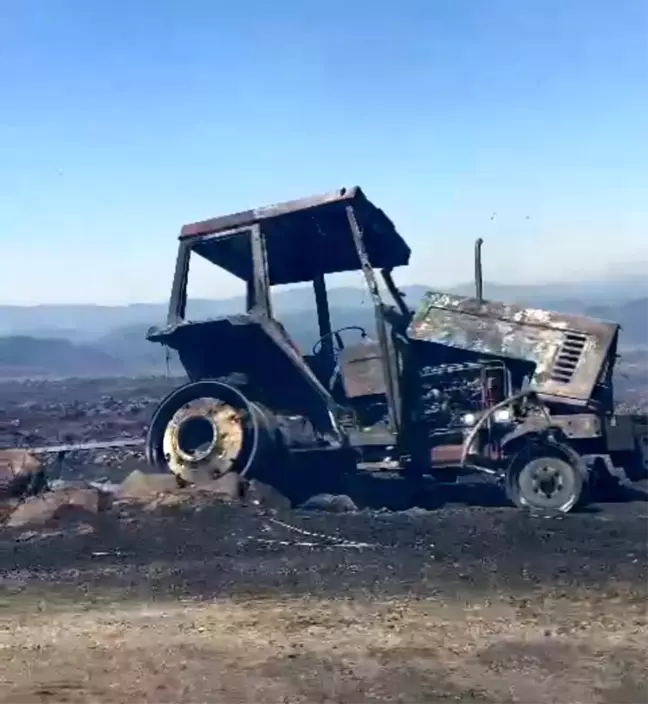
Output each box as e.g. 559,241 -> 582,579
1,0 -> 646,304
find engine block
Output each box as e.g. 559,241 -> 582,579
416,362 -> 488,431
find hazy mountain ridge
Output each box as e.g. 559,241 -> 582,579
1,269 -> 646,339
0,335 -> 125,378
0,275 -> 646,378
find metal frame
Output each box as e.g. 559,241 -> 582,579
345,205 -> 401,434
165,202 -> 404,439
168,220 -> 348,357
167,224 -> 275,324
167,240 -> 191,324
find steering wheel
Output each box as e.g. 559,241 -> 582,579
311,325 -> 368,359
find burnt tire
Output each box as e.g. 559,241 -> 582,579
505,443 -> 588,514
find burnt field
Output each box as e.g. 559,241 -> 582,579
0,376 -> 647,703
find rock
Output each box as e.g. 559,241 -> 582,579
200,471 -> 243,500
0,449 -> 40,475
5,487 -> 113,528
400,507 -> 431,518
300,493 -> 358,513
118,469 -> 245,510
0,498 -> 20,525
15,523 -> 95,543
88,480 -> 122,494
243,479 -> 291,511
117,470 -> 179,499
0,450 -> 43,500
141,492 -> 190,512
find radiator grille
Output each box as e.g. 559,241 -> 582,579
550,332 -> 586,383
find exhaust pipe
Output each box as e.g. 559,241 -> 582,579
474,237 -> 484,303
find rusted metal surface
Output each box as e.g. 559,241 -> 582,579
408,291 -> 620,404
19,438 -> 145,455
249,223 -> 272,316
312,274 -> 334,359
430,444 -> 463,465
346,204 -> 402,432
173,187 -> 411,286
162,397 -> 245,484
500,413 -> 602,452
339,342 -> 387,398
549,414 -> 602,439
431,443 -> 501,466
180,188 -> 360,238
474,238 -> 484,303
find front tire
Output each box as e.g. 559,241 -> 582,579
505,443 -> 587,514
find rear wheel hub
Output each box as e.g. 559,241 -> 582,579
162,397 -> 245,484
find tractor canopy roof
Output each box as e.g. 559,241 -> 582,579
178,186 -> 411,285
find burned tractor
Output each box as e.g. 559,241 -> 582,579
145,186 -> 648,513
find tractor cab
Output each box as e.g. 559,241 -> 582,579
147,187 -> 412,447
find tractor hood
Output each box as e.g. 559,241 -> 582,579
407,291 -> 620,405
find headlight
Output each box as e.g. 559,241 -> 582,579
493,408 -> 512,423
462,413 -> 476,426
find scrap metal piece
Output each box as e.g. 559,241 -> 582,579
17,438 -> 146,455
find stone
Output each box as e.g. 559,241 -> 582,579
243,479 -> 291,511
117,470 -> 179,499
5,487 -> 112,528
300,493 -> 358,513
0,450 -> 42,500
199,471 -> 243,500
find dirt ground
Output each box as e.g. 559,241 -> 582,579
1,592 -> 645,704
1,495 -> 647,704
0,377 -> 647,703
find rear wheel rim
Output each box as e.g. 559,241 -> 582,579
162,396 -> 248,484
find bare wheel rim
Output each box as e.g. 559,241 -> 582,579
162,396 -> 248,484
516,456 -> 580,512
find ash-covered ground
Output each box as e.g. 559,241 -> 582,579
0,376 -> 647,703
0,376 -> 176,475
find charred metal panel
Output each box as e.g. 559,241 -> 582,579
180,188 -> 360,238
176,187 -> 411,286
430,443 -> 463,465
550,414 -> 602,438
604,414 -> 636,452
339,342 -> 387,398
636,429 -> 648,476
605,413 -> 648,453
407,292 -> 620,404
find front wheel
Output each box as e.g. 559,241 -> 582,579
505,443 -> 587,514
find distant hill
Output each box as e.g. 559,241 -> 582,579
451,273 -> 648,309
583,298 -> 648,346
1,269 -> 646,340
0,276 -> 646,379
0,336 -> 124,378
